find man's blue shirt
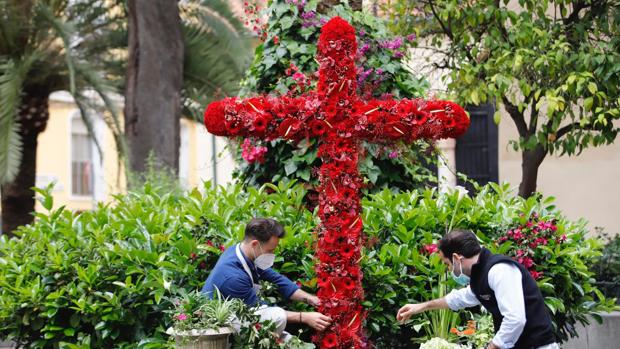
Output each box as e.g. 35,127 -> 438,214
201,244 -> 299,306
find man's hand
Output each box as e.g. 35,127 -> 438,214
396,303 -> 426,323
305,295 -> 320,307
302,312 -> 332,332
486,342 -> 500,349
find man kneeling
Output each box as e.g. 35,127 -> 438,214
202,217 -> 331,340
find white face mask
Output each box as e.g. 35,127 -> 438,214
253,243 -> 275,270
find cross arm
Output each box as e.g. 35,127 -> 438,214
203,93 -> 330,141
352,98 -> 470,142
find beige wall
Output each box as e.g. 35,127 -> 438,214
29,92 -> 237,214
498,113 -> 620,235
35,95 -> 125,212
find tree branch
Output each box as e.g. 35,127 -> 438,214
427,0 -> 475,63
528,95 -> 538,134
427,0 -> 454,41
503,97 -> 529,137
562,1 -> 587,26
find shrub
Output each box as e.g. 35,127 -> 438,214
0,182 -> 614,348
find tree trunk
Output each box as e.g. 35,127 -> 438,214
518,145 -> 547,198
318,0 -> 363,13
1,94 -> 49,236
124,0 -> 184,177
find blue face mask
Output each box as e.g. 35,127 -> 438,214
451,256 -> 470,286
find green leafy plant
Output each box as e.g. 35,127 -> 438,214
169,290 -> 242,332
0,181 -> 614,348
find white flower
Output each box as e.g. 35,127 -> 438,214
420,337 -> 467,349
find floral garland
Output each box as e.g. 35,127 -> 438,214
204,16 -> 469,349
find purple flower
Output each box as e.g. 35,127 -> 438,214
301,11 -> 315,19
375,68 -> 384,75
320,18 -> 328,25
359,29 -> 366,37
380,37 -> 403,50
388,150 -> 398,159
358,43 -> 370,56
406,33 -> 417,42
393,51 -> 404,59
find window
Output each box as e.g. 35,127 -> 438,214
71,116 -> 93,196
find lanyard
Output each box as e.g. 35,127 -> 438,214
236,243 -> 255,284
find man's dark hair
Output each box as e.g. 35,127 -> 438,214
438,229 -> 481,258
244,218 -> 285,243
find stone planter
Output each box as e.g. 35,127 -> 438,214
169,327 -> 234,349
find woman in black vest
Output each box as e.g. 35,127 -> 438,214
396,229 -> 558,349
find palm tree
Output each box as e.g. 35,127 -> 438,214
0,0 -> 254,235
0,0 -> 126,236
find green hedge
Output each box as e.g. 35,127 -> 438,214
0,182 -> 614,348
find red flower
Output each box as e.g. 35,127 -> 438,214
529,270 -> 544,280
203,100 -> 229,136
253,116 -> 268,133
273,35 -> 279,45
310,119 -> 328,136
422,243 -> 438,255
343,277 -> 356,291
321,333 -> 338,348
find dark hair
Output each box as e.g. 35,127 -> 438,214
438,229 -> 481,258
244,218 -> 285,243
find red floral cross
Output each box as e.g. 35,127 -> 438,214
204,16 -> 469,349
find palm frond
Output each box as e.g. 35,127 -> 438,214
36,2 -> 78,94
72,92 -> 105,164
0,55 -> 36,184
73,62 -> 128,168
180,0 -> 254,121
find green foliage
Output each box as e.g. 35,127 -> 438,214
591,231 -> 620,302
384,0 -> 620,195
394,0 -> 620,155
234,0 -> 436,191
0,182 -> 614,347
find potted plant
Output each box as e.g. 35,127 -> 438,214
167,290 -> 243,349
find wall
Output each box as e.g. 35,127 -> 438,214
498,112 -> 620,235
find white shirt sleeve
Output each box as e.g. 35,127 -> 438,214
488,263 -> 527,349
444,285 -> 480,311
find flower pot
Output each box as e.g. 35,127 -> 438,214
169,327 -> 234,349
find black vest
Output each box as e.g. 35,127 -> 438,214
469,248 -> 556,349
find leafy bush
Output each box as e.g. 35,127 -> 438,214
233,0 -> 436,191
0,182 -> 614,348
